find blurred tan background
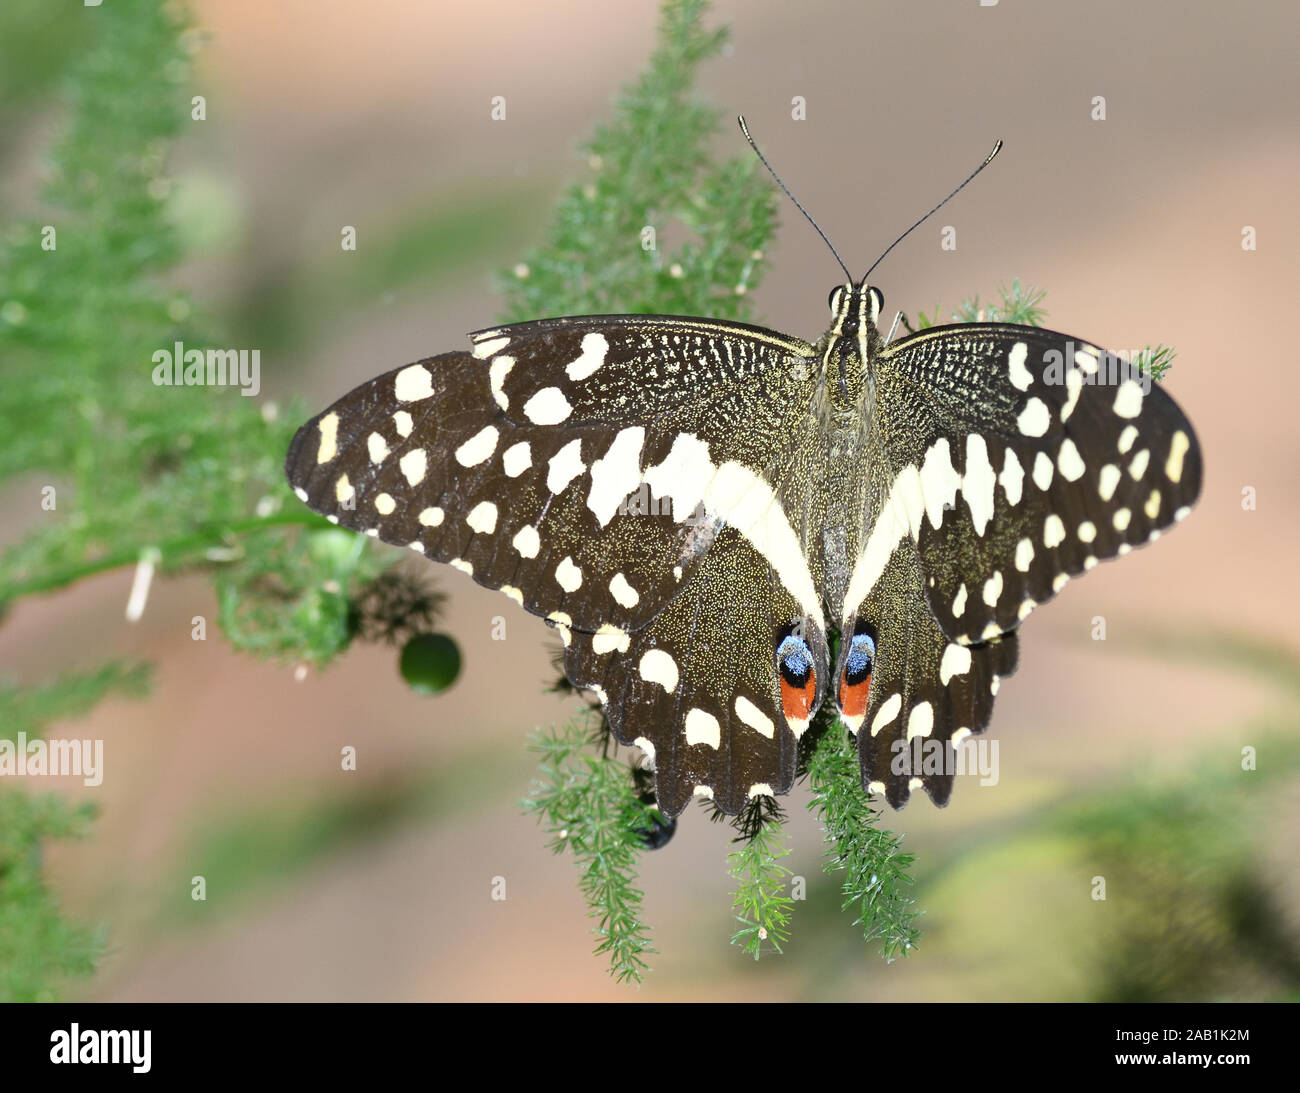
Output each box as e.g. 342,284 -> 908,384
4,0 -> 1299,1000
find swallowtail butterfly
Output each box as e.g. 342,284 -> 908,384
285,121 -> 1201,816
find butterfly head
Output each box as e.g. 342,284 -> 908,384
822,282 -> 885,403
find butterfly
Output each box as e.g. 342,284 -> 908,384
284,121 -> 1201,817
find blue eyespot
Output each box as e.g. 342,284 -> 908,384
845,632 -> 876,684
776,633 -> 814,686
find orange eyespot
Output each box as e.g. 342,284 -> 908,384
838,631 -> 876,719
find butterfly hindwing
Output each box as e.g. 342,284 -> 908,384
564,526 -> 827,816
839,543 -> 1018,807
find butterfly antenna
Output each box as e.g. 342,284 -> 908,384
863,139 -> 1003,280
738,115 -> 852,283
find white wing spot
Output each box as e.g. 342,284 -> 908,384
408,541 -> 424,553
566,332 -> 609,381
1061,367 -> 1083,422
1113,507 -> 1132,531
1052,572 -> 1069,593
591,623 -> 630,655
1113,380 -> 1144,419
546,438 -> 586,494
555,556 -> 582,592
638,649 -> 679,693
962,435 -> 997,536
1017,397 -> 1051,437
684,708 -> 721,749
1015,537 -> 1034,572
871,694 -> 903,737
587,427 -> 645,527
502,441 -> 531,478
1166,430 -> 1190,483
952,583 -> 968,618
906,702 -> 934,740
734,695 -> 775,739
367,432 -> 389,464
1145,489 -> 1162,519
418,506 -> 443,526
374,492 -> 395,515
455,425 -> 498,467
1033,450 -> 1054,491
335,474 -> 354,505
547,611 -> 573,647
394,364 -> 433,402
983,571 -> 1003,607
501,585 -> 524,606
748,783 -> 775,800
1128,449 -> 1150,480
1174,505 -> 1191,522
1078,520 -> 1097,543
693,785 -> 714,799
1083,556 -> 1098,570
399,448 -> 427,486
489,355 -> 515,411
920,438 -> 960,529
1044,514 -> 1066,548
466,500 -> 498,535
392,410 -> 413,438
1118,425 -> 1139,454
316,413 -> 339,464
1007,341 -> 1032,391
939,644 -> 972,685
1057,438 -> 1086,482
643,433 -> 714,523
1017,598 -> 1037,620
1098,463 -> 1121,501
1075,348 -> 1099,375
511,525 -> 540,558
472,335 -> 510,359
450,558 -> 473,576
998,449 -> 1024,506
523,386 -> 572,425
609,572 -> 640,608
293,487 -> 308,502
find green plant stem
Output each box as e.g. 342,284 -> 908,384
0,509 -> 335,602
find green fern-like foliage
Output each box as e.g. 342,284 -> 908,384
523,716 -> 659,983
499,1 -> 774,326
0,0 -> 421,998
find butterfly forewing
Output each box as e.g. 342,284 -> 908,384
875,325 -> 1202,643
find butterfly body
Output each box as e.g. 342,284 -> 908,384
286,278 -> 1201,816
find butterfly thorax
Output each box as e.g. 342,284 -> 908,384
817,282 -> 885,412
